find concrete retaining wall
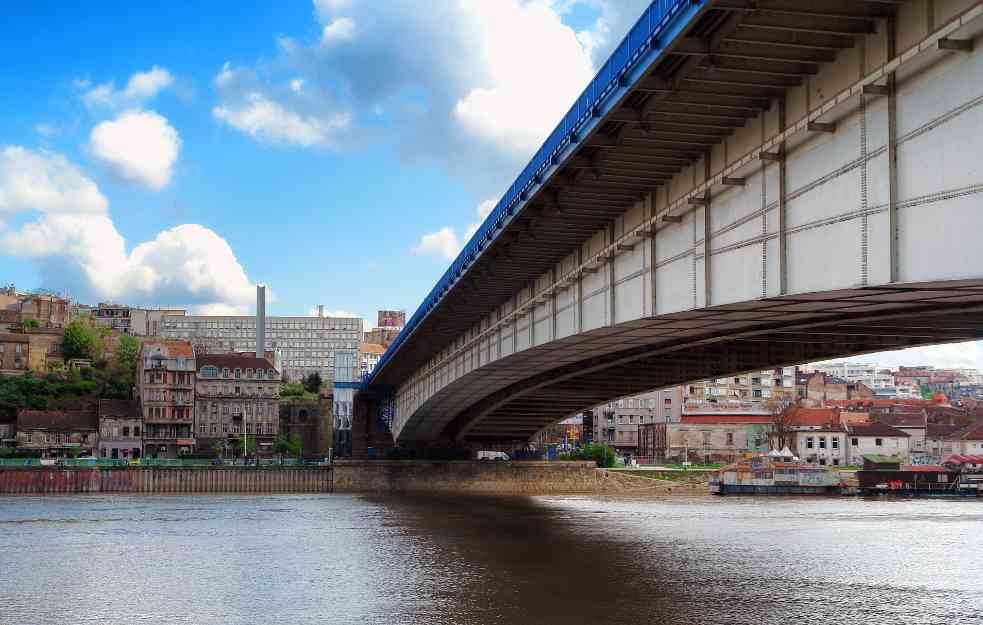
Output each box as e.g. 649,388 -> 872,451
332,460 -> 657,494
0,466 -> 332,494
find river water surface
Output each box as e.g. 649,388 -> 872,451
0,494 -> 979,625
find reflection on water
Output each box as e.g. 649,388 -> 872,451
0,494 -> 980,625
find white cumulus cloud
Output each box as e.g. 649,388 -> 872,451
0,146 -> 258,312
414,199 -> 496,262
412,226 -> 460,261
89,110 -> 181,190
213,92 -> 351,147
81,65 -> 175,110
0,146 -> 107,215
321,17 -> 356,44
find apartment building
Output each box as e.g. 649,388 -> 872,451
92,303 -> 186,336
161,314 -> 361,382
683,367 -> 799,409
590,388 -> 684,454
194,354 -> 280,456
137,340 -> 196,458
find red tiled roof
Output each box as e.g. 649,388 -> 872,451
927,423 -> 962,438
944,454 -> 983,464
826,399 -> 941,408
785,407 -> 838,427
143,339 -> 195,358
680,414 -> 773,424
98,399 -> 140,419
198,354 -> 277,372
875,412 -> 926,428
17,409 -> 98,431
950,420 -> 983,441
849,422 -> 910,437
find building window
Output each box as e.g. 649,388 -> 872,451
875,438 -> 883,447
851,437 -> 859,446
234,368 -> 241,379
819,437 -> 827,449
726,432 -> 734,446
806,437 -> 814,449
832,438 -> 838,449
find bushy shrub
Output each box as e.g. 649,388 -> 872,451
559,443 -> 618,468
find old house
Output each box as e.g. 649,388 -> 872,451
846,422 -> 910,464
16,406 -> 99,457
97,399 -> 142,460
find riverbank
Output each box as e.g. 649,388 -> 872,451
0,461 -> 712,496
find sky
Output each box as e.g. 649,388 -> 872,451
1,1 -> 980,369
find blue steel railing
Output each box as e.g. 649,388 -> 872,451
369,0 -> 700,386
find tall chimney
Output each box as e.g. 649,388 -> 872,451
256,284 -> 266,359
318,304 -> 324,318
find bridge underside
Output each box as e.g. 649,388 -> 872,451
396,281 -> 983,443
374,0 -> 983,446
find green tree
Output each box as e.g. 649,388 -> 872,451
559,443 -> 618,468
19,318 -> 40,330
61,318 -> 107,360
233,436 -> 258,457
272,433 -> 303,458
303,372 -> 322,394
113,335 -> 141,390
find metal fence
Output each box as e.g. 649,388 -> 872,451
368,0 -> 697,384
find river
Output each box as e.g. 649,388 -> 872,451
0,495 -> 979,625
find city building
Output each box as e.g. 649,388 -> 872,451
359,342 -> 385,378
926,423 -> 962,458
161,314 -> 361,382
665,413 -> 774,463
805,372 -> 875,404
97,399 -> 142,460
0,332 -> 29,374
946,421 -> 983,455
17,292 -> 69,328
795,425 -> 848,467
683,367 -> 799,409
589,388 -> 684,454
15,406 -> 99,457
847,422 -> 911,464
0,413 -> 17,448
363,309 -> 405,348
138,340 -> 196,458
279,398 -> 333,459
92,303 -> 186,336
193,354 -> 280,456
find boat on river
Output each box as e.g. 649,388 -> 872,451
710,449 -> 841,495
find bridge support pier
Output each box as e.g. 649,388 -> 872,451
351,394 -> 394,460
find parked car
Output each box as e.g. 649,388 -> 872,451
477,451 -> 510,461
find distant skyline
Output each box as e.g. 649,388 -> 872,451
2,1 -> 981,370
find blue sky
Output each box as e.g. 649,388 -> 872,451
3,1 -> 980,370
1,0 -> 651,322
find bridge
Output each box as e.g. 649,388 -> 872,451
359,0 -> 983,451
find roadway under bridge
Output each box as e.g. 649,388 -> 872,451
364,0 -> 983,448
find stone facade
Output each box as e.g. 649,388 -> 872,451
195,354 -> 280,457
279,399 -> 333,459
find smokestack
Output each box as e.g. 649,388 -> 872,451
256,284 -> 266,359
318,304 -> 324,318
